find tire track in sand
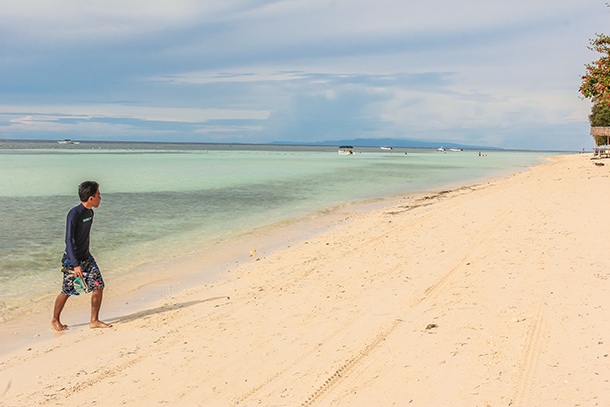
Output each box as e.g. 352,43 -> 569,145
293,184 -> 529,405
300,319 -> 403,407
294,170 -> 557,406
510,300 -> 546,407
236,170 -> 549,406
227,193 -> 460,404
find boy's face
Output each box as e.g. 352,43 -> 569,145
89,190 -> 101,208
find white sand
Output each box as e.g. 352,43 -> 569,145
1,153 -> 609,406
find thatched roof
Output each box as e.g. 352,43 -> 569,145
591,127 -> 610,147
591,127 -> 610,136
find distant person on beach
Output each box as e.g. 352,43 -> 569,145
51,181 -> 112,331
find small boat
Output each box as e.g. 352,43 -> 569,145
338,146 -> 354,155
380,146 -> 393,151
438,147 -> 445,152
450,148 -> 463,152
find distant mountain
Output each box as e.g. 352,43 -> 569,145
271,138 -> 497,150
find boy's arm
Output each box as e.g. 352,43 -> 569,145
64,209 -> 81,276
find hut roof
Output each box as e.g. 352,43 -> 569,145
591,127 -> 610,136
591,127 -> 610,148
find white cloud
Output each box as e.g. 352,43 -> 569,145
150,69 -> 308,85
10,114 -> 92,124
193,125 -> 263,134
0,0 -> 247,44
2,0 -> 599,49
0,105 -> 269,123
0,116 -> 130,134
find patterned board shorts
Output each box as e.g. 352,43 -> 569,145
61,257 -> 105,295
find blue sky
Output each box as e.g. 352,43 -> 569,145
0,0 -> 607,150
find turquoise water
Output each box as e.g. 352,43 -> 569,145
0,141 -> 562,322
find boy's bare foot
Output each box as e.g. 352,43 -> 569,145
51,320 -> 68,331
90,320 -> 113,329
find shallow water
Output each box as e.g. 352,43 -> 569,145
0,141 -> 563,321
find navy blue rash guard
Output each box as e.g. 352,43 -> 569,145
63,203 -> 94,268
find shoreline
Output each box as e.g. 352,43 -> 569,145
0,193 -> 407,356
3,153 -> 609,406
0,158 -> 533,356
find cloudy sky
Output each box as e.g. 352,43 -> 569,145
1,0 -> 607,150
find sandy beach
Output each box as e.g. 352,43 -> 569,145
1,153 -> 609,406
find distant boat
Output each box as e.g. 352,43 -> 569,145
438,147 -> 445,152
57,139 -> 79,145
450,148 -> 463,152
338,146 -> 354,155
380,146 -> 393,150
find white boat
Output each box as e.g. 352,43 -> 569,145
438,147 -> 445,152
57,139 -> 80,145
380,146 -> 393,150
450,148 -> 463,152
338,146 -> 354,155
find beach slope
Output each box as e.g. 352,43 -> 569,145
1,153 -> 609,406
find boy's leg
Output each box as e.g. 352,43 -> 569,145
53,263 -> 76,331
90,287 -> 112,329
51,294 -> 70,331
84,259 -> 112,329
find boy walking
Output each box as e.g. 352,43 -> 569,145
51,181 -> 112,331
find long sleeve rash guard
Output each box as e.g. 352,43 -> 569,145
63,203 -> 94,268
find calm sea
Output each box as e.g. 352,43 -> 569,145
0,140 -> 563,322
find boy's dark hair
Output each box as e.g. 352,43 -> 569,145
78,181 -> 99,202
